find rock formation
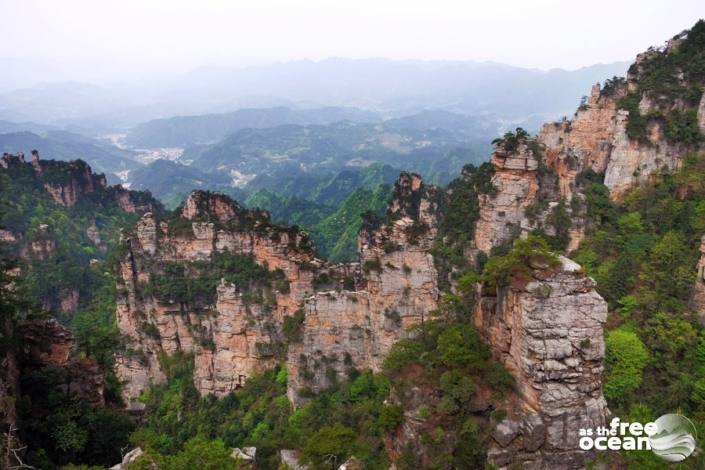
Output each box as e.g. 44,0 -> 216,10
691,235 -> 705,323
475,257 -> 609,469
18,319 -> 105,406
287,173 -> 439,401
0,154 -> 160,314
115,190 -> 317,404
473,30 -> 705,258
1,152 -> 157,213
474,140 -> 540,253
115,175 -> 441,408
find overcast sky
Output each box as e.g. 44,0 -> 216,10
1,0 -> 704,81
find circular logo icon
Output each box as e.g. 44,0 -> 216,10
649,414 -> 697,462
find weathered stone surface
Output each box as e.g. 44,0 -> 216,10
493,418 -> 521,447
116,190 -> 317,404
474,143 -> 539,253
698,91 -> 705,134
17,319 -> 105,406
27,223 -> 55,261
37,160 -> 107,207
338,457 -> 363,470
109,447 -> 143,470
231,446 -> 256,464
0,229 -> 16,242
287,173 -> 439,402
474,39 -> 705,257
116,177 -> 440,407
475,257 -> 609,469
603,110 -> 683,199
279,449 -> 308,470
86,221 -> 106,252
18,318 -> 74,365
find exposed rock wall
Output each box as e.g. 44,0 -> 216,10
0,153 -> 160,314
690,235 -> 705,323
18,319 -> 106,406
474,143 -> 539,253
474,257 -> 609,469
115,191 -> 317,404
603,110 -> 685,198
474,34 -> 705,256
286,173 -> 439,402
115,176 -> 440,408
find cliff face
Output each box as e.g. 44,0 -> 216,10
0,153 -> 160,315
690,235 -> 705,323
474,142 -> 540,253
474,30 -> 705,257
115,175 -> 441,407
287,173 -> 439,401
18,319 -> 106,406
115,191 -> 316,404
1,152 -> 156,214
475,257 -> 608,469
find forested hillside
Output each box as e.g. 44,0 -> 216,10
2,18 -> 705,470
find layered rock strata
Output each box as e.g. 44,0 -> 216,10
474,32 -> 705,256
287,173 -> 440,401
115,175 -> 442,407
115,191 -> 316,404
475,257 -> 609,469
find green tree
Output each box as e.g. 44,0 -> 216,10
302,424 -> 356,469
604,329 -> 649,402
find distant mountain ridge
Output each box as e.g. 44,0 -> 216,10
125,106 -> 381,148
0,58 -> 629,130
0,130 -> 138,183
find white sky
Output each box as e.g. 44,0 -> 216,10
1,0 -> 704,78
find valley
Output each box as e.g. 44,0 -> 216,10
1,15 -> 705,470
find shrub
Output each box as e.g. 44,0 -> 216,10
283,309 -> 306,343
482,234 -> 560,287
604,329 -> 649,402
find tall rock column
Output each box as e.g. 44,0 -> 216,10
474,257 -> 609,469
286,173 -> 440,403
474,141 -> 540,253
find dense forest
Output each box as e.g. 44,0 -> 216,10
2,17 -> 705,470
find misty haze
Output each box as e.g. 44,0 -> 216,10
2,1 -> 705,469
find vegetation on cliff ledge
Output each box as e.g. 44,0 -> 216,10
142,252 -> 288,306
619,19 -> 705,145
575,153 -> 705,468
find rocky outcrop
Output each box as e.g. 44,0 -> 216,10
116,191 -> 318,404
109,447 -> 144,470
538,82 -> 624,196
690,235 -> 705,323
473,27 -> 705,256
1,152 -> 157,213
0,154 -> 161,316
18,319 -> 105,406
286,173 -> 439,402
18,318 -> 74,365
603,109 -> 684,198
36,158 -> 108,207
27,223 -> 55,260
115,176 -> 440,407
474,142 -> 540,253
474,257 -> 608,469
